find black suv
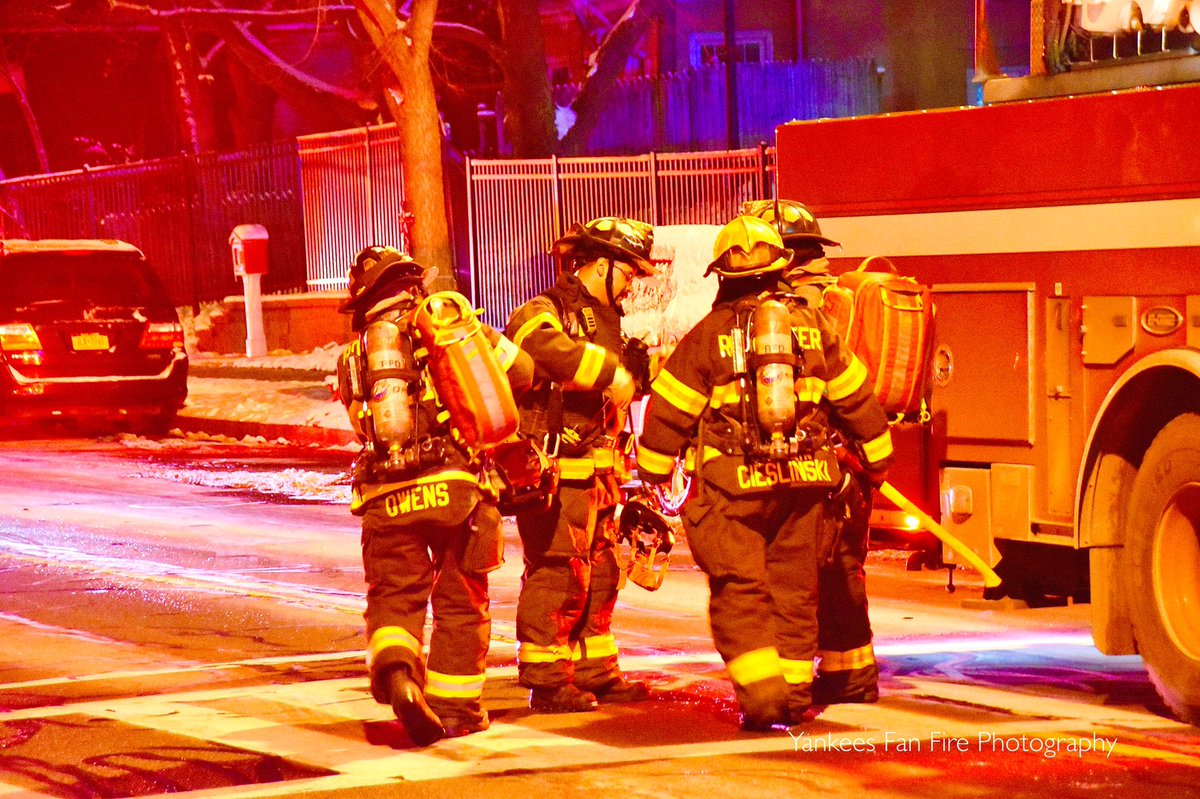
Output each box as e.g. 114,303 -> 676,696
0,239 -> 188,433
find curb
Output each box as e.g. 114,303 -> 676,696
188,364 -> 335,382
174,415 -> 357,447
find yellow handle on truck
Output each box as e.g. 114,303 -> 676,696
878,481 -> 1003,589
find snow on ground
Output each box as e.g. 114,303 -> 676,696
191,342 -> 343,374
144,464 -> 352,503
182,375 -> 351,432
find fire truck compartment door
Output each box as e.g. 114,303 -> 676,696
940,464 -> 1034,568
930,284 -> 1033,444
1081,296 -> 1136,366
939,467 -> 1000,568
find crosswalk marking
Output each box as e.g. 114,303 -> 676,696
5,649 -> 1197,797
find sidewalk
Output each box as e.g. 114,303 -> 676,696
178,349 -> 357,447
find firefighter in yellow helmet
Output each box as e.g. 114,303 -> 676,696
635,216 -> 893,729
743,199 -> 881,705
740,198 -> 840,304
336,245 -> 534,745
504,216 -> 656,712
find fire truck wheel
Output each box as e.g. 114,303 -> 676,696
1126,412 -> 1200,725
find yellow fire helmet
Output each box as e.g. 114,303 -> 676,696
704,215 -> 794,278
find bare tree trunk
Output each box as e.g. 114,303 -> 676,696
355,0 -> 455,291
496,0 -> 556,157
0,44 -> 50,173
163,22 -> 213,155
559,0 -> 664,155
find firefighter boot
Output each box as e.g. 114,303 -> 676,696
441,709 -> 490,739
387,669 -> 446,746
529,684 -> 600,713
812,659 -> 880,706
581,675 -> 651,704
737,679 -> 789,732
812,674 -> 879,706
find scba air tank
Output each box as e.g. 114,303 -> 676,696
364,320 -> 417,453
412,291 -> 519,450
751,299 -> 796,452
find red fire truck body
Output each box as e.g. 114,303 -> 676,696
776,82 -> 1200,723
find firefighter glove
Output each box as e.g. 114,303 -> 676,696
623,337 -> 652,395
606,366 -> 636,410
863,463 -> 889,489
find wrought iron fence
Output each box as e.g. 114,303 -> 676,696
0,142 -> 303,307
1,56 -> 871,321
466,146 -> 774,328
1,139 -> 774,325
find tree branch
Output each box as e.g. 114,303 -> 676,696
560,0 -> 662,154
408,0 -> 436,62
0,42 -> 49,173
196,18 -> 377,119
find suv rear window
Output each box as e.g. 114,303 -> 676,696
2,252 -> 170,310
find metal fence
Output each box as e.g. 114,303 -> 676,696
297,125 -> 408,292
553,58 -> 882,154
0,59 -> 868,319
0,142 -> 304,307
466,146 -> 774,328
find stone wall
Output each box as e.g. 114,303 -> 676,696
194,292 -> 353,355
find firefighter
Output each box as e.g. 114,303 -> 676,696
337,245 -> 534,745
742,198 -> 883,705
504,216 -> 656,712
740,198 -> 839,305
635,215 -> 892,728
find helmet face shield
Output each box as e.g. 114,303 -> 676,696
617,499 -> 676,591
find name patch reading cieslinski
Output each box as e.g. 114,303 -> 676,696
737,457 -> 832,489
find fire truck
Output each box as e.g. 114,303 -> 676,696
776,81 -> 1200,723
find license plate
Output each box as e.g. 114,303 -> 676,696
72,332 -> 110,351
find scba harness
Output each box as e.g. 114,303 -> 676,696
709,293 -> 840,490
339,304 -> 438,477
340,290 -> 556,512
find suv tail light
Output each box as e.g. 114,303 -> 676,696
0,323 -> 45,365
139,321 -> 185,351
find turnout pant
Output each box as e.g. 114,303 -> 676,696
361,502 -> 491,725
816,475 -> 878,697
515,474 -> 624,691
683,482 -> 825,721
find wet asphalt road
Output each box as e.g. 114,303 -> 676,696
1,436 -> 1198,799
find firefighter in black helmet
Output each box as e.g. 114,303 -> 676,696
337,245 -> 534,745
504,216 -> 656,713
741,198 -> 840,305
743,199 -> 883,705
636,215 -> 893,729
